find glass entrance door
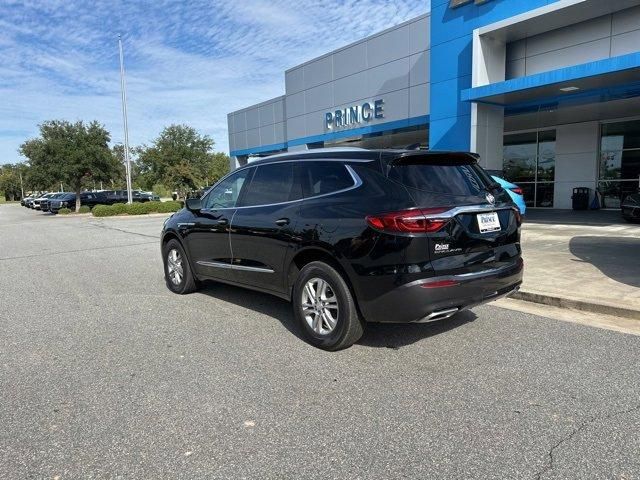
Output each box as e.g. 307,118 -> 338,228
599,119 -> 640,209
503,130 -> 556,208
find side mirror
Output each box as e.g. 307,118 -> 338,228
185,198 -> 202,212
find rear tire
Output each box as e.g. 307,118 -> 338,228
163,239 -> 198,294
293,261 -> 364,351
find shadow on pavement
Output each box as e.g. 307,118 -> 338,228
357,310 -> 477,349
569,236 -> 640,288
197,280 -> 475,349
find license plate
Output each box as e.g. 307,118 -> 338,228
477,212 -> 501,233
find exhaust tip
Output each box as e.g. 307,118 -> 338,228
416,308 -> 460,323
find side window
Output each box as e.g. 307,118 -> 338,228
300,161 -> 355,198
239,163 -> 302,207
202,168 -> 252,209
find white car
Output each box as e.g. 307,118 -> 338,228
32,192 -> 56,210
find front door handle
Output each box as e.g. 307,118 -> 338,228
217,218 -> 229,226
275,217 -> 290,226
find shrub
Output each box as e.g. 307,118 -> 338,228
91,200 -> 183,217
58,208 -> 71,215
156,201 -> 182,213
126,202 -> 147,215
92,204 -> 111,217
78,205 -> 91,214
110,202 -> 128,215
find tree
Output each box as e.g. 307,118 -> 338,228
20,120 -> 119,211
136,125 -> 227,195
0,164 -> 24,201
206,152 -> 231,186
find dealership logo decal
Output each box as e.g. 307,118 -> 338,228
325,99 -> 384,130
449,0 -> 493,8
435,243 -> 462,254
435,243 -> 450,252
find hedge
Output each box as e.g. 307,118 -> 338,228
58,208 -> 71,215
78,205 -> 91,214
92,201 -> 182,217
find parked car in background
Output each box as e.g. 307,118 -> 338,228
40,192 -> 68,212
25,193 -> 46,209
33,192 -> 58,211
21,194 -> 36,207
49,191 -> 109,213
161,148 -> 523,350
133,190 -> 160,202
486,170 -> 526,216
100,190 -> 159,204
622,190 -> 640,222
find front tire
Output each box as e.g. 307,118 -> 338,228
163,239 -> 198,294
293,261 -> 364,351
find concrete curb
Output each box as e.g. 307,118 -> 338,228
512,291 -> 640,321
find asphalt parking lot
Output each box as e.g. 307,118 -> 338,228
1,204 -> 639,479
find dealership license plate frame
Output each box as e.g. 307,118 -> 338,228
477,211 -> 501,233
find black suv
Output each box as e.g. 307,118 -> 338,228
49,192 -> 109,213
161,148 -> 523,350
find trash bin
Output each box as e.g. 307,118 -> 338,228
572,187 -> 590,210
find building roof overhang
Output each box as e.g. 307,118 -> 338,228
462,53 -> 640,110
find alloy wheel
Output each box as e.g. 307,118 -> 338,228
167,248 -> 184,286
301,277 -> 340,335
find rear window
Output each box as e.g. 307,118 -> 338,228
388,155 -> 493,197
299,162 -> 355,198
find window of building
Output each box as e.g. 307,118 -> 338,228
240,163 -> 302,206
299,162 -> 355,198
599,119 -> 640,208
203,168 -> 252,209
503,130 -> 556,208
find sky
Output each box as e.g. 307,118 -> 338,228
0,0 -> 429,165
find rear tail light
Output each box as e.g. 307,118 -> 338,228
510,186 -> 523,195
513,207 -> 523,225
366,208 -> 450,233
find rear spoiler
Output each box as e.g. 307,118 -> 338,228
390,151 -> 481,166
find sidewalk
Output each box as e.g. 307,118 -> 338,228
515,209 -> 640,319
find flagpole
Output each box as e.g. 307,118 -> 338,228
118,34 -> 133,204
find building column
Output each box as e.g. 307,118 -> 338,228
470,103 -> 504,170
554,122 -> 599,209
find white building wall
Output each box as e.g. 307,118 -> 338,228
284,14 -> 431,143
506,5 -> 640,79
554,122 -> 600,209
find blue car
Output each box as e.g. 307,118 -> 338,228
488,172 -> 526,216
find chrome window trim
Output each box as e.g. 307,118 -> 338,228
202,157 -> 372,198
196,260 -> 274,274
200,164 -> 363,213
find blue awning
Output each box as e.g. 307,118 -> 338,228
461,53 -> 640,108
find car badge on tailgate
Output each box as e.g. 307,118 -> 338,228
486,193 -> 495,204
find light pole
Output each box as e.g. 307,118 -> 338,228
118,34 -> 133,204
18,170 -> 24,199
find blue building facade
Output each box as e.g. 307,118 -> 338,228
228,0 -> 640,209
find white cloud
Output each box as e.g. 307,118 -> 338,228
0,0 -> 428,164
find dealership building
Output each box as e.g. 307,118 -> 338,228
227,0 -> 640,209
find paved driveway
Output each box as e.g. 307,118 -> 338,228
1,204 -> 639,479
521,211 -> 640,313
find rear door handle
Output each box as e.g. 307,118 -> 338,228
275,218 -> 290,226
217,218 -> 229,226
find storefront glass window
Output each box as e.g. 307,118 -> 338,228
599,120 -> 640,208
503,129 -> 556,208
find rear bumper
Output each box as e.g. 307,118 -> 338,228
359,258 -> 524,323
